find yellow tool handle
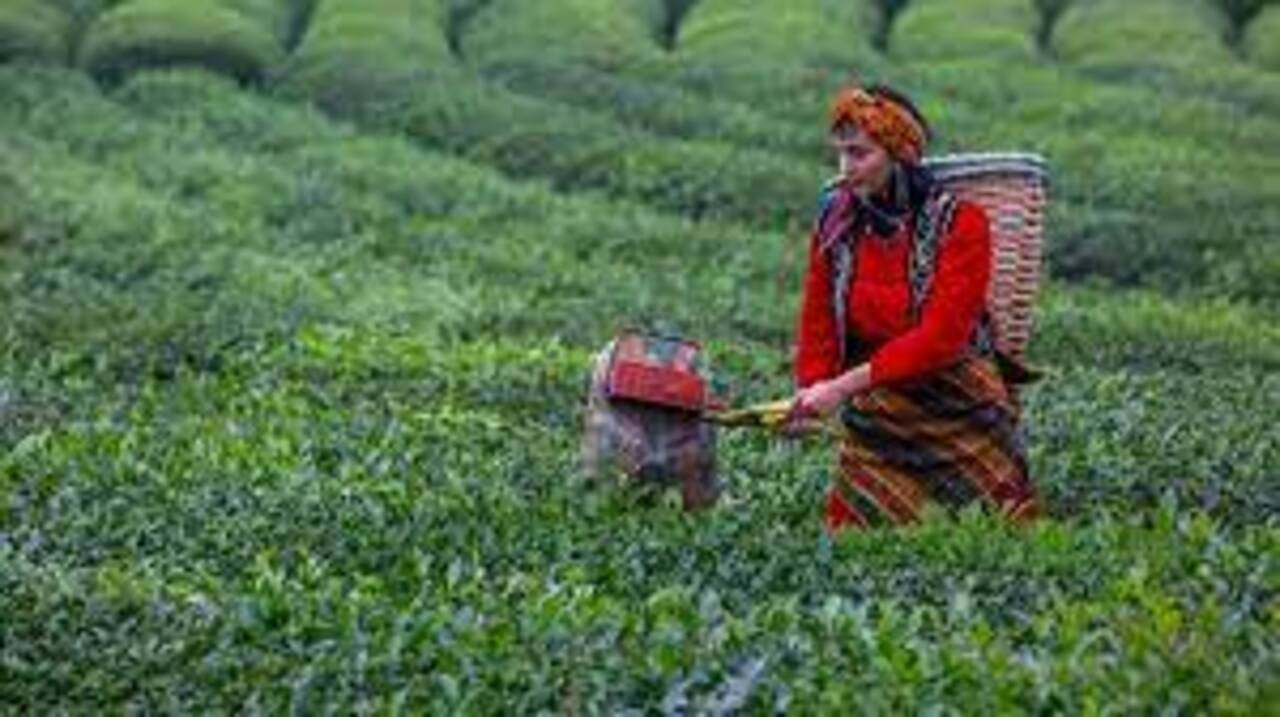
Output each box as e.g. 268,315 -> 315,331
703,399 -> 833,436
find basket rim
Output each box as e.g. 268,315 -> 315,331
924,152 -> 1050,185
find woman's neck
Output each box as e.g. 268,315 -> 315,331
851,183 -> 908,238
871,182 -> 894,206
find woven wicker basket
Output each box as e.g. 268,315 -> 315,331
923,152 -> 1049,361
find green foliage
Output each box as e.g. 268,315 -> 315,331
1246,5 -> 1280,69
0,0 -> 70,64
1215,0 -> 1271,45
1053,0 -> 1280,115
1,0 -> 1279,706
458,0 -> 821,157
220,0 -> 294,46
300,0 -> 1279,303
3,477 -> 1276,710
277,0 -> 451,114
866,0 -> 911,50
644,0 -> 702,49
891,0 -> 1040,62
39,0 -> 113,63
1055,0 -> 1234,65
276,4 -> 824,229
715,25 -> 1280,298
80,0 -> 284,85
1031,0 -> 1073,51
470,59 -> 822,158
890,30 -> 1280,304
675,0 -> 883,76
556,0 -> 1280,306
463,0 -> 661,71
389,82 -> 819,227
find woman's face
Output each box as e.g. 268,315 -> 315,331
831,124 -> 892,195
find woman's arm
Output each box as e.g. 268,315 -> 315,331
793,362 -> 871,418
866,201 -> 992,388
793,201 -> 991,418
793,226 -> 842,389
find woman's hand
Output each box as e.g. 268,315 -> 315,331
789,364 -> 872,428
793,378 -> 851,418
779,379 -> 847,439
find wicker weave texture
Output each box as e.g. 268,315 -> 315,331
926,153 -> 1048,360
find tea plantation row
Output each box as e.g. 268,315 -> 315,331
1,65 -> 1277,710
1,1 -> 1279,303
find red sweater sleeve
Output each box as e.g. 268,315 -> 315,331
793,227 -> 842,389
867,201 -> 992,388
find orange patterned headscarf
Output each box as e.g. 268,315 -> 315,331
828,86 -> 928,165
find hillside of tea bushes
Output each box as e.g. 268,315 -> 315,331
1,0 -> 1277,712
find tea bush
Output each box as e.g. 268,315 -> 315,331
396,82 -> 824,227
0,0 -> 69,64
891,0 -> 1040,63
651,0 -> 887,112
281,0 -> 836,229
1246,4 -> 1280,70
603,0 -> 1280,303
1054,0 -> 1235,66
895,33 -> 1280,303
279,17 -> 823,228
4,64 -> 1275,520
277,0 -> 451,114
1,3 -> 1278,708
457,0 -> 819,157
79,0 -> 284,85
614,0 -> 1273,157
467,59 -> 822,158
656,0 -> 1279,163
220,0 -> 301,47
1053,0 -> 1280,115
461,0 -> 661,71
676,0 -> 881,71
3,65 -> 1277,512
26,0 -> 1278,302
0,66 -> 790,350
455,0 -> 1279,302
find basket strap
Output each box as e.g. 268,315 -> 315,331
907,190 -> 958,323
916,191 -> 1002,355
832,233 -> 856,369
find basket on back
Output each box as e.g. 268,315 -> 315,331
923,152 -> 1049,362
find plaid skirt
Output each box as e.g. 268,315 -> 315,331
826,355 -> 1039,531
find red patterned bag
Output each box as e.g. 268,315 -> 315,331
604,331 -> 710,412
582,330 -> 722,510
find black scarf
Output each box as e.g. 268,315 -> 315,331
850,163 -> 936,238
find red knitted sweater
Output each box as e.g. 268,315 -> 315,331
793,200 -> 991,390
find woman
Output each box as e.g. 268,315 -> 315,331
791,83 -> 1040,532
